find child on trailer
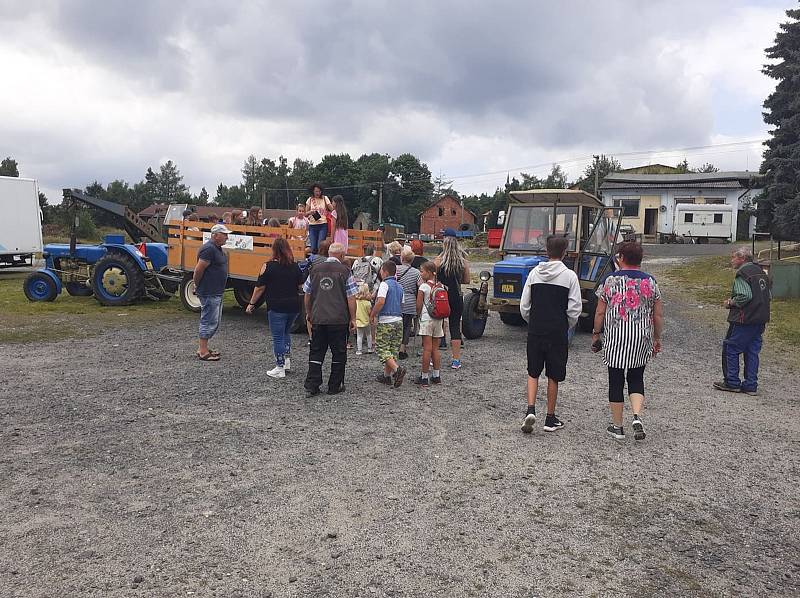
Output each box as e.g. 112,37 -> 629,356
354,284 -> 374,355
414,261 -> 446,387
370,260 -> 407,388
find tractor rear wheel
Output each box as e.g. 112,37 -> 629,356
499,311 -> 526,327
233,282 -> 266,310
92,253 -> 145,306
461,291 -> 487,339
65,281 -> 93,297
179,275 -> 202,313
24,272 -> 58,302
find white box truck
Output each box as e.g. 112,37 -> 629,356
0,175 -> 43,267
674,204 -> 734,243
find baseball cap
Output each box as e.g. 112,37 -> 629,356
210,224 -> 232,234
442,227 -> 458,237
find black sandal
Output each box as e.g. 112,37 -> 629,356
197,352 -> 220,361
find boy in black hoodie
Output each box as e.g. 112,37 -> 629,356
519,236 -> 582,433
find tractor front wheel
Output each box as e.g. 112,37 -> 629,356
499,311 -> 526,327
24,272 -> 58,302
179,275 -> 202,313
461,291 -> 487,339
92,253 -> 145,306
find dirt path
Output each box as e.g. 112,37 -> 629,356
1,265 -> 798,597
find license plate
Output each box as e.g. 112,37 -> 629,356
501,284 -> 514,293
145,260 -> 154,270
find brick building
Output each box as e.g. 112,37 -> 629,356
419,195 -> 476,236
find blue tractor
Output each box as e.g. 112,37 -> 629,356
460,190 -> 623,339
24,189 -> 181,306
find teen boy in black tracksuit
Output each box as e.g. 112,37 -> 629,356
519,235 -> 582,433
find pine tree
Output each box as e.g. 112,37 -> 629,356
157,160 -> 190,202
0,156 -> 19,177
760,8 -> 800,239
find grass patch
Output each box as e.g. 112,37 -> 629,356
0,274 -> 243,345
664,256 -> 800,348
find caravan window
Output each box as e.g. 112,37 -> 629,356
684,213 -> 694,223
714,213 -> 723,223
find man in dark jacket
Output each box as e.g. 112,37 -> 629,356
714,247 -> 771,395
303,242 -> 357,397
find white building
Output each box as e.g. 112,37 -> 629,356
600,171 -> 763,242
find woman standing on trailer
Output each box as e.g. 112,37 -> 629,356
306,183 -> 333,254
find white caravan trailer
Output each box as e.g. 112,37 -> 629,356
673,204 -> 734,243
0,176 -> 43,267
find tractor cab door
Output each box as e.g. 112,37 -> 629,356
577,207 -> 623,285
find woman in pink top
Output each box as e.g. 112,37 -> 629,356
305,183 -> 333,254
331,195 -> 349,252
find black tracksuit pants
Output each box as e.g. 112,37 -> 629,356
305,324 -> 349,392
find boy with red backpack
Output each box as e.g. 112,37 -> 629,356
414,261 -> 450,387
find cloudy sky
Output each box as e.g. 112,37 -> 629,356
0,0 -> 790,201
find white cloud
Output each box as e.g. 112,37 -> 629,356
0,0 -> 786,200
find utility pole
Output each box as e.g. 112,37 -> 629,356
378,183 -> 383,225
593,155 -> 600,198
285,177 -> 290,209
261,189 -> 266,213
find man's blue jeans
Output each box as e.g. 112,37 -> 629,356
198,294 -> 223,340
268,311 -> 298,366
723,323 -> 765,392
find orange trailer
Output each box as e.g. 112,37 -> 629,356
164,219 -> 383,312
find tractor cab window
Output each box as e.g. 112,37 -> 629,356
584,207 -> 622,255
502,206 -> 578,253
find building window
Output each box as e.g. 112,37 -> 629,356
714,213 -> 723,223
705,198 -> 725,205
684,213 -> 694,223
675,198 -> 695,205
452,209 -> 457,216
613,198 -> 640,217
438,207 -> 444,217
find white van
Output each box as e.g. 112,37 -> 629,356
673,204 -> 734,243
0,176 -> 43,267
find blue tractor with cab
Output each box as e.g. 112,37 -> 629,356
24,189 -> 181,306
460,189 -> 623,339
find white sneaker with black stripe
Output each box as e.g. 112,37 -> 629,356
632,417 -> 646,441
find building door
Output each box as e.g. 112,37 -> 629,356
644,209 -> 658,235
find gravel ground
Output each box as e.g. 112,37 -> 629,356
1,262 -> 799,597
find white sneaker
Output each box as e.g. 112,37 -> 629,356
355,351 -> 363,355
284,358 -> 291,372
267,366 -> 285,378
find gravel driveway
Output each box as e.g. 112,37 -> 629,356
1,263 -> 798,597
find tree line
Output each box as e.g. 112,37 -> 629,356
2,153 -> 725,234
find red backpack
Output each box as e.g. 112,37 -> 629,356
426,282 -> 451,320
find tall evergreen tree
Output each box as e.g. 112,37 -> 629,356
157,160 -> 190,202
1,157 -> 19,176
760,8 -> 800,239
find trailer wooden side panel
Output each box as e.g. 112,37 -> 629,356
165,221 -> 384,280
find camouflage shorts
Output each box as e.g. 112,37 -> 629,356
375,321 -> 403,363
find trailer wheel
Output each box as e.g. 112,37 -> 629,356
179,275 -> 201,313
499,311 -> 526,327
233,282 -> 266,310
462,291 -> 487,339
24,272 -> 58,302
92,253 -> 145,306
578,293 -> 597,333
65,282 -> 93,297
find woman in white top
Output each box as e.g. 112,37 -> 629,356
305,183 -> 333,254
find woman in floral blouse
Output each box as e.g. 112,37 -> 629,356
592,241 -> 663,442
